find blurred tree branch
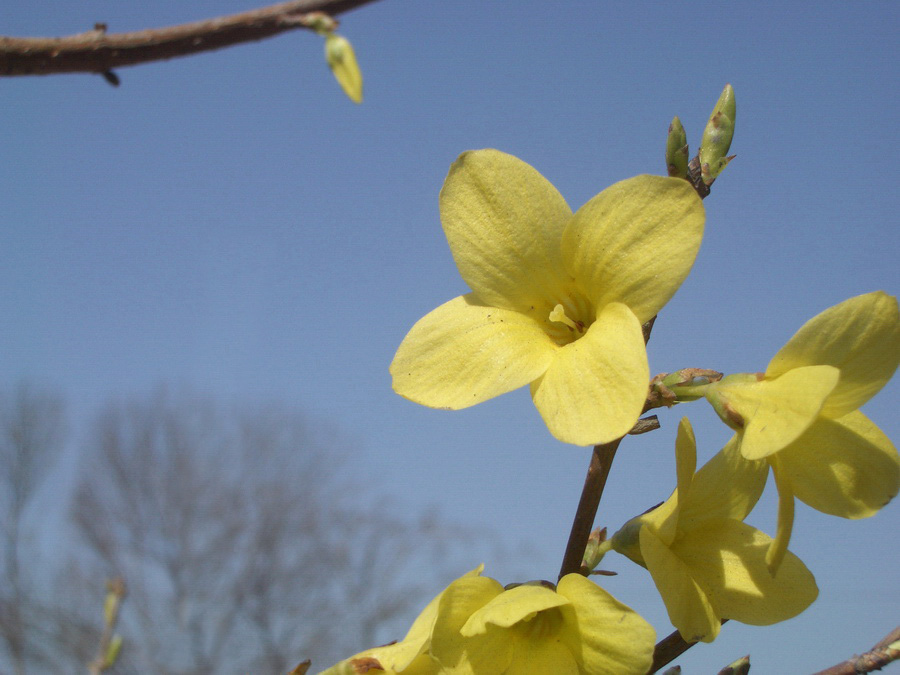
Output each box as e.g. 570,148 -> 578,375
70,391 -> 487,673
0,385 -> 66,675
0,0 -> 381,78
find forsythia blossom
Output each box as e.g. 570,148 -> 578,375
320,565 -> 656,674
391,149 -> 705,445
610,418 -> 818,643
703,292 -> 900,571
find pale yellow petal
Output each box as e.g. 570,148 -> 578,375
530,302 -> 648,445
504,637 -> 578,675
675,418 -> 697,505
460,584 -> 569,635
561,175 -> 705,323
714,366 -> 840,460
390,565 -> 488,671
766,457 -> 795,574
778,412 -> 899,518
679,435 -> 768,528
648,490 -> 681,548
639,527 -> 720,643
557,574 -> 656,675
766,292 -> 900,418
318,644 -> 440,675
676,519 -> 818,626
428,575 -> 506,672
434,624 -> 512,675
391,294 -> 555,409
439,149 -> 573,312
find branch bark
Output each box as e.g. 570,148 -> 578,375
0,0 -> 381,78
810,626 -> 900,675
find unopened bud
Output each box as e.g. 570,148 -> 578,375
581,527 -> 612,573
104,635 -> 123,668
325,33 -> 363,104
699,84 -> 736,185
717,655 -> 750,675
648,368 -> 722,408
666,116 -> 689,179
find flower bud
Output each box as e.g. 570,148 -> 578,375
325,33 -> 363,104
698,84 -> 736,185
666,116 -> 689,179
717,655 -> 751,675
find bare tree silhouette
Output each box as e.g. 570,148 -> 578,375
70,391 -> 480,673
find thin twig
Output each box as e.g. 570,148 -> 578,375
0,0 -> 380,77
558,438 -> 624,579
810,626 -> 900,675
649,622 -> 728,674
557,317 -> 658,580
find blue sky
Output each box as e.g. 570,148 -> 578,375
2,0 -> 899,672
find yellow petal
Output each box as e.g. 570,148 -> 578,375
714,366 -> 840,460
766,457 -> 795,574
325,33 -> 363,103
428,575 -> 506,672
557,574 -> 656,675
318,645 -> 440,675
679,435 -> 768,528
646,489 -> 681,548
530,303 -> 648,445
390,565 -> 487,671
561,175 -> 705,323
767,292 -> 900,418
675,418 -> 697,504
777,412 -> 899,519
391,294 -> 555,409
675,519 -> 818,626
503,637 -> 579,675
460,584 -> 569,635
639,527 -> 720,643
439,149 -> 573,312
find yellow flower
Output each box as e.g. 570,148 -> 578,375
391,150 -> 705,445
704,292 -> 900,571
319,565 -> 656,675
610,418 -> 818,643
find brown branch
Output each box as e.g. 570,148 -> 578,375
810,626 -> 900,675
649,622 -> 728,674
0,0 -> 381,78
557,318 -> 659,580
558,438 -> 624,579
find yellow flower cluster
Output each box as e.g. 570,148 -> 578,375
320,567 -> 655,675
341,148 -> 899,666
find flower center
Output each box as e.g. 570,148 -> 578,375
545,293 -> 593,346
512,606 -> 564,640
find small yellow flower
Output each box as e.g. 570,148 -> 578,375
610,418 -> 818,643
704,292 -> 900,571
391,150 -> 705,445
319,565 -> 656,675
